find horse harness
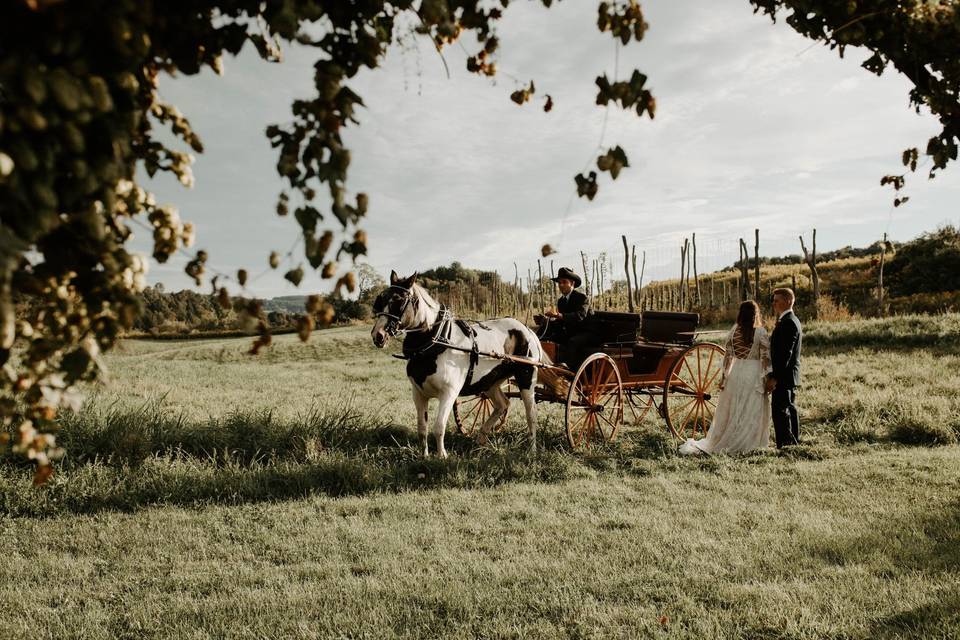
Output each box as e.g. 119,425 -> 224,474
378,286 -> 484,389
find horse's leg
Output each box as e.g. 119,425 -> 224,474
517,366 -> 538,453
432,390 -> 457,458
477,383 -> 509,446
412,385 -> 429,456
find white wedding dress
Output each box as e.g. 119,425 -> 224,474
679,325 -> 772,455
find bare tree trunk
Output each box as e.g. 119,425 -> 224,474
800,229 -> 820,319
621,235 -> 634,312
692,233 -> 701,307
754,228 -> 761,301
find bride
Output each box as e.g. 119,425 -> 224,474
679,300 -> 771,455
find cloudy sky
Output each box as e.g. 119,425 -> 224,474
137,0 -> 960,297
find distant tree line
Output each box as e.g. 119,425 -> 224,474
79,227 -> 960,337
723,239 -> 904,272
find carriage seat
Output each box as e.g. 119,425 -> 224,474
639,310 -> 699,346
583,310 -> 642,346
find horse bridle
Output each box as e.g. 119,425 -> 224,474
375,285 -> 418,336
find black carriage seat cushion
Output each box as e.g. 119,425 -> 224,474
639,310 -> 700,345
584,311 -> 642,345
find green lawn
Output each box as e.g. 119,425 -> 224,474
1,316 -> 958,638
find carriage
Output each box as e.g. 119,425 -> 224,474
453,310 -> 726,449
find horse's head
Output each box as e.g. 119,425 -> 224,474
371,270 -> 419,348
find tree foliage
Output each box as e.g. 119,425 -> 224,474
885,225 -> 960,296
749,1 -> 960,202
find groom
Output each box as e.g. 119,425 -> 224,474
765,288 -> 802,448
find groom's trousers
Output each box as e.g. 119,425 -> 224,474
772,387 -> 800,448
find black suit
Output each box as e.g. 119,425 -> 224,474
769,309 -> 802,447
544,290 -> 592,368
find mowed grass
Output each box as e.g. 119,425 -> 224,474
1,314 -> 959,638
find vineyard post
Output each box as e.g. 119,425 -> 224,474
800,229 -> 820,319
513,262 -> 520,317
754,228 -> 761,301
537,259 -> 544,311
738,238 -> 750,301
878,232 -> 887,317
621,235 -> 635,312
580,252 -> 591,304
638,249 -> 646,311
679,239 -> 687,310
593,260 -> 600,308
692,233 -> 701,307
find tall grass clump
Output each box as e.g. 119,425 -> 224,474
821,392 -> 959,446
805,313 -> 960,353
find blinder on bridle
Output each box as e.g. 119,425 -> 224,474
374,285 -> 419,336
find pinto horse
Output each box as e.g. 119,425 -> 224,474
371,271 -> 545,457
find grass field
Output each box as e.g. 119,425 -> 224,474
1,315 -> 959,638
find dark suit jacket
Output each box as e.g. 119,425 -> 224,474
543,290 -> 589,341
770,310 -> 802,388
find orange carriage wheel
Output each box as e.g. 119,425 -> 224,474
625,390 -> 655,425
453,393 -> 507,436
565,353 -> 624,449
662,343 -> 725,441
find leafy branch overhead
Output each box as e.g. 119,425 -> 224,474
749,0 -> 960,202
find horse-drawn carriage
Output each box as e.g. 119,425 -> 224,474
453,310 -> 726,449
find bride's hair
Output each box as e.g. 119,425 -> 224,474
736,300 -> 762,345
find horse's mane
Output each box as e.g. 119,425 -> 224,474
411,282 -> 441,327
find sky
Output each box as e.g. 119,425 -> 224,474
136,0 -> 960,298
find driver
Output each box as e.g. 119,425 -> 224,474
537,267 -> 593,369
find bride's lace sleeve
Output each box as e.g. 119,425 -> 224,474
759,327 -> 773,376
721,325 -> 736,386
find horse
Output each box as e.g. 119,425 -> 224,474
371,271 -> 546,457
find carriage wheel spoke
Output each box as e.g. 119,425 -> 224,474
670,396 -> 698,421
696,348 -> 703,387
597,409 -> 619,435
679,398 -> 700,435
470,402 -> 482,433
682,357 -> 697,387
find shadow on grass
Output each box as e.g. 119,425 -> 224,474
0,400 -> 685,517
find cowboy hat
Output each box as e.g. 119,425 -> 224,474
551,267 -> 582,288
